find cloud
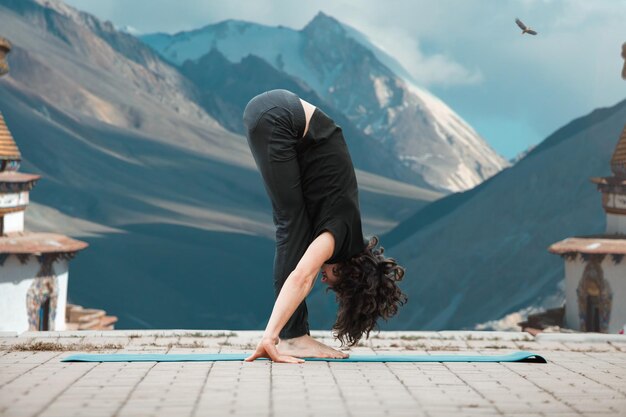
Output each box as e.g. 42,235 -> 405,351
360,26 -> 484,87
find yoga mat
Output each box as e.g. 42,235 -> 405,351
61,350 -> 546,363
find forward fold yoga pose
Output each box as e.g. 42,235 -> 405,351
242,89 -> 408,363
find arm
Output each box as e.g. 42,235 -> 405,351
244,231 -> 335,363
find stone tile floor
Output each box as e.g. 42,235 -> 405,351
0,330 -> 625,417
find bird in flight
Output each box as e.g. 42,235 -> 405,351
515,18 -> 538,35
622,42 -> 626,80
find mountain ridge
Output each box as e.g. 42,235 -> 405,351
140,13 -> 510,192
377,97 -> 626,330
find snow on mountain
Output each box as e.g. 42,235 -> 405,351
116,25 -> 142,36
177,47 -> 436,194
142,11 -> 510,192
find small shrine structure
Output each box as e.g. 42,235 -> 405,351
548,125 -> 626,333
0,37 -> 89,332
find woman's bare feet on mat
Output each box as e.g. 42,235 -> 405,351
277,334 -> 349,359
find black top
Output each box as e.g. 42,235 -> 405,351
296,107 -> 367,263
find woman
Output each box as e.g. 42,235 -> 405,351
242,89 -> 407,363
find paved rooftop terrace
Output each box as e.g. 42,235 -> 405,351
0,330 -> 625,417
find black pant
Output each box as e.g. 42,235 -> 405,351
243,89 -> 312,339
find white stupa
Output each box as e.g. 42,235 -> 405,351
548,125 -> 626,333
0,37 -> 88,332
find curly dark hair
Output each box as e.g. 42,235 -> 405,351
326,235 -> 408,347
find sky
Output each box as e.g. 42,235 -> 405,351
64,0 -> 626,159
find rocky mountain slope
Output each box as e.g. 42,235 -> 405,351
178,47 -> 431,190
0,0 -> 438,329
371,98 -> 626,330
142,12 -> 510,193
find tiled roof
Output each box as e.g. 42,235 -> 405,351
0,231 -> 88,254
610,124 -> 626,178
548,234 -> 626,255
0,112 -> 21,161
0,171 -> 40,183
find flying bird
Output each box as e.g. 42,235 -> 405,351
515,18 -> 537,35
622,42 -> 626,80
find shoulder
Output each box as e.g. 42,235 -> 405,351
314,217 -> 347,240
315,218 -> 348,261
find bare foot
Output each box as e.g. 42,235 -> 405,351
277,334 -> 349,359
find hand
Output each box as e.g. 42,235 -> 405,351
244,336 -> 305,364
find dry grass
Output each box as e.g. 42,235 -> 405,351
376,343 -> 462,351
186,331 -> 237,338
165,341 -> 205,349
399,335 -> 428,341
5,339 -> 248,352
127,331 -> 237,339
8,341 -> 124,352
426,345 -> 462,351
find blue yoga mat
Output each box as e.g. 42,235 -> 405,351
61,350 -> 546,363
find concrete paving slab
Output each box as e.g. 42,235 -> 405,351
0,330 -> 624,417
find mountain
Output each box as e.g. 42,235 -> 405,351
0,0 -> 438,329
374,98 -> 626,330
141,12 -> 510,193
178,47 -> 432,190
9,0 -> 610,333
509,144 -> 537,164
